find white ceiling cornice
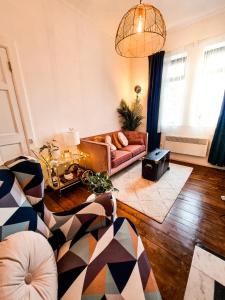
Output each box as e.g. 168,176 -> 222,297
168,4 -> 225,33
63,0 -> 225,37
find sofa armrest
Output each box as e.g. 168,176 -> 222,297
78,140 -> 111,174
45,193 -> 115,247
140,131 -> 148,148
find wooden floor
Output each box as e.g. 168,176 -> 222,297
45,161 -> 225,300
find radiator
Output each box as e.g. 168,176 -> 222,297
164,136 -> 209,157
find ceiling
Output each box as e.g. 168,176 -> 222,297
65,0 -> 225,36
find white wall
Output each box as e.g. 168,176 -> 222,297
130,10 -> 225,167
1,0 -> 224,167
0,0 -> 131,146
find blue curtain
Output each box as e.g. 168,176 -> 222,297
208,91 -> 225,166
146,51 -> 165,152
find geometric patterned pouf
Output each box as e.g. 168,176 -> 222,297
57,217 -> 162,300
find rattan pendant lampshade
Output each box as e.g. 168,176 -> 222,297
115,0 -> 166,58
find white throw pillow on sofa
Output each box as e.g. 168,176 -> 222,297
105,135 -> 117,151
118,132 -> 128,147
0,231 -> 57,300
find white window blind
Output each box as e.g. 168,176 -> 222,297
191,43 -> 225,128
159,39 -> 225,137
159,53 -> 188,131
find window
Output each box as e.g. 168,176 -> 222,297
191,43 -> 225,128
159,39 -> 225,137
159,53 -> 188,131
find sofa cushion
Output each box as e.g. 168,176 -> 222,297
128,138 -> 145,145
0,231 -> 57,300
112,133 -> 123,149
57,218 -> 161,299
111,150 -> 132,168
124,131 -> 145,145
105,135 -> 117,151
122,145 -> 146,157
118,131 -> 128,147
0,165 -> 50,241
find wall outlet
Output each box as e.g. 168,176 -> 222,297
221,196 -> 225,201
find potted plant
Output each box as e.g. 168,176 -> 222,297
82,172 -> 118,195
117,99 -> 144,131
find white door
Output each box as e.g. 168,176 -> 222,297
0,47 -> 28,162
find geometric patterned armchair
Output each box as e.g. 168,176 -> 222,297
0,156 -> 161,299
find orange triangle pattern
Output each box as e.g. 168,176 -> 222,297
83,265 -> 106,295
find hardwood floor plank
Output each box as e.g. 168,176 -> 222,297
173,201 -> 225,227
177,195 -> 225,214
180,190 -> 225,209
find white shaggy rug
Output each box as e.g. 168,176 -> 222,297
112,161 -> 193,223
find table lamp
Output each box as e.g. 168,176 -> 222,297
64,128 -> 80,155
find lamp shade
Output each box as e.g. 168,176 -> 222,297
64,130 -> 80,147
115,2 -> 166,58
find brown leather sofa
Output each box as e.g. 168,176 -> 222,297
79,130 -> 148,176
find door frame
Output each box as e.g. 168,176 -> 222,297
0,35 -> 35,154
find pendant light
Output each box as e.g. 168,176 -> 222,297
115,0 -> 166,58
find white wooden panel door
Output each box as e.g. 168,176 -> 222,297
0,47 -> 28,161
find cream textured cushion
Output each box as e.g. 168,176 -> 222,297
0,231 -> 57,300
118,132 -> 129,147
105,135 -> 117,151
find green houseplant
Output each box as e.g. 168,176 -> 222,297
117,99 -> 144,131
82,172 -> 118,195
